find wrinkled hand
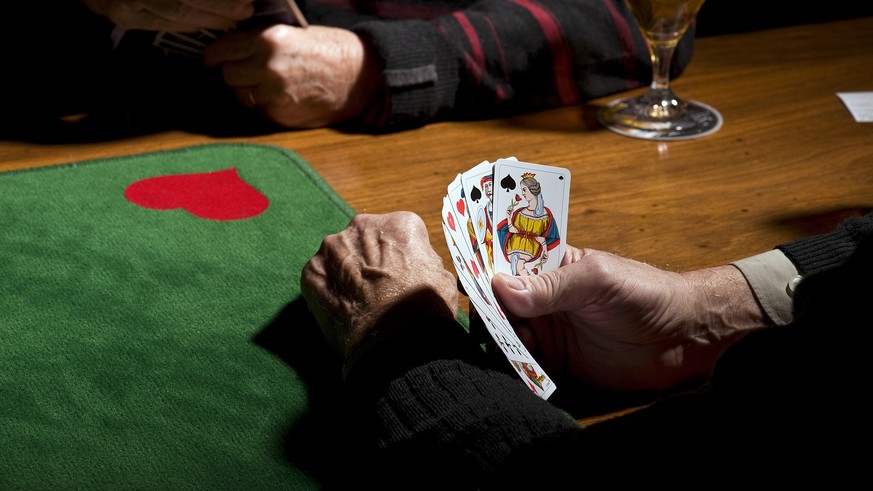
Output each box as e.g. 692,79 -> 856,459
301,212 -> 459,362
490,246 -> 769,391
81,0 -> 255,31
203,24 -> 384,128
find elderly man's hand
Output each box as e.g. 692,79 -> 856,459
204,24 -> 385,128
301,212 -> 459,362
491,246 -> 770,391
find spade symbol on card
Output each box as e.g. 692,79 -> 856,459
470,186 -> 482,203
500,174 -> 516,192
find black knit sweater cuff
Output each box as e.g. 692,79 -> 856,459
344,314 -> 488,405
776,213 -> 873,275
352,19 -> 460,129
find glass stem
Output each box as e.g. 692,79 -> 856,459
649,41 -> 678,92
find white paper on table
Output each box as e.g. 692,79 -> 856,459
836,92 -> 873,123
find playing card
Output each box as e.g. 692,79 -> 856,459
446,174 -> 489,282
151,0 -> 306,59
442,160 -> 563,400
153,30 -> 222,59
441,217 -> 501,329
492,159 -> 571,278
444,215 -> 555,399
461,161 -> 496,277
442,194 -> 518,347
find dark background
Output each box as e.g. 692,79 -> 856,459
695,1 -> 873,37
3,1 -> 872,135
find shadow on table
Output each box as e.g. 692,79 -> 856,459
496,103 -> 614,135
0,97 -> 611,146
769,206 -> 873,237
0,104 -> 287,144
252,296 -> 364,488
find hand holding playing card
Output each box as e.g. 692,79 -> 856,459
147,0 -> 307,58
491,246 -> 752,392
203,24 -> 382,127
82,0 -> 256,32
442,158 -> 571,399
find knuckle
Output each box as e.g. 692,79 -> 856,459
259,24 -> 294,47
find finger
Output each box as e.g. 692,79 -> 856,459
146,0 -> 254,30
299,253 -> 328,318
181,0 -> 255,19
560,245 -> 585,266
202,30 -> 257,66
109,6 -> 202,31
300,256 -> 323,300
491,262 -> 597,318
371,212 -> 432,253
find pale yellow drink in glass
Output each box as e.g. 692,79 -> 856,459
625,0 -> 706,45
597,0 -> 721,140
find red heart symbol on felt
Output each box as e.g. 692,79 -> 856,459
125,168 -> 269,221
455,198 -> 465,216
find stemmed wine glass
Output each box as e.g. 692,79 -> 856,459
599,0 -> 722,140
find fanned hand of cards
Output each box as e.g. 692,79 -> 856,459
442,157 -> 571,399
150,0 -> 307,59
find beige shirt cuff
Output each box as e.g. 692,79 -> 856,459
731,249 -> 799,326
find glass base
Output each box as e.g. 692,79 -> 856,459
599,92 -> 723,141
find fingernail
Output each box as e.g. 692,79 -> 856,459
499,273 -> 527,292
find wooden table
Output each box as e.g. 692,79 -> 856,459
2,16 -> 871,425
3,17 -> 871,279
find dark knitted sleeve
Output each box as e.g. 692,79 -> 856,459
348,0 -> 694,130
352,19 -> 461,129
343,314 -> 580,488
776,212 -> 873,275
337,217 -> 873,488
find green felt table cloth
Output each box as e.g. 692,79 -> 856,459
0,143 -> 359,489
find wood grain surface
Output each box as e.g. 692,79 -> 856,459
3,18 -> 870,281
3,16 -> 871,423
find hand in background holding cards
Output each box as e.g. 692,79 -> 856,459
80,0 -> 255,32
492,246 -> 770,392
203,24 -> 385,128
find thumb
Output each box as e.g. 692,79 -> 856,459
202,30 -> 254,67
492,267 -> 590,318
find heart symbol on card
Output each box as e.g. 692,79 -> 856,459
446,212 -> 456,232
125,168 -> 269,221
455,198 -> 465,216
